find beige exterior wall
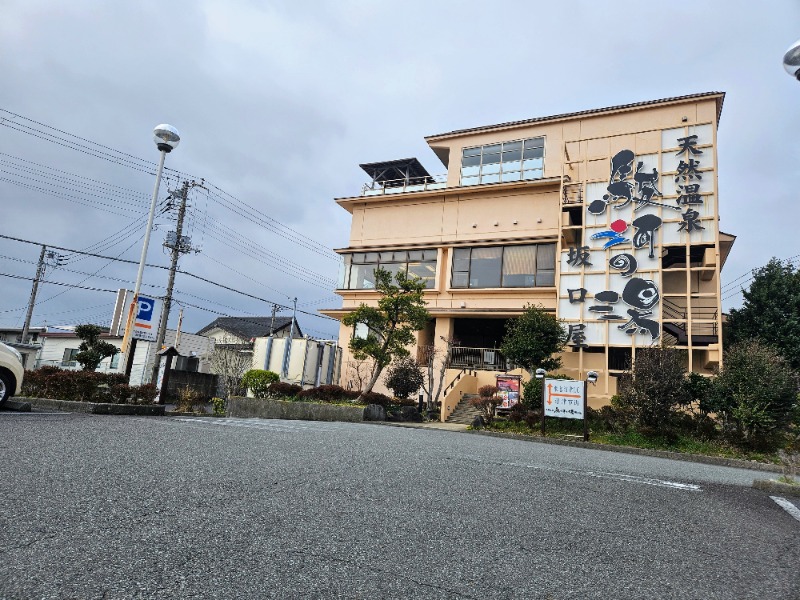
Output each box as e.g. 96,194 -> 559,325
326,94 -> 729,411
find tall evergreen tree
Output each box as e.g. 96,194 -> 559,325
727,258 -> 800,369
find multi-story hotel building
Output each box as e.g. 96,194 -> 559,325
322,92 -> 735,419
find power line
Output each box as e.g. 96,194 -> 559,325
0,232 -> 339,322
0,272 -> 118,294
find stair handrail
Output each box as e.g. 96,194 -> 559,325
443,367 -> 476,395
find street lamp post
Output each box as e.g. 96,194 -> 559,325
783,39 -> 800,80
121,124 -> 181,381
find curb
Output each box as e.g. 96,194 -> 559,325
20,397 -> 165,416
752,479 -> 800,497
466,429 -> 783,473
0,399 -> 32,412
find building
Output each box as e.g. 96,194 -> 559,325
0,326 -> 46,368
322,92 -> 734,415
36,327 -> 214,385
197,316 -> 302,346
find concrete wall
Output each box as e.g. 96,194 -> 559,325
227,396 -> 365,422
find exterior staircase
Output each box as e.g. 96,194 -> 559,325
446,394 -> 483,425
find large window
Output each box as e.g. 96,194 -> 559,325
338,249 -> 438,290
460,137 -> 544,186
451,243 -> 555,288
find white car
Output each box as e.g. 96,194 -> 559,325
0,342 -> 24,405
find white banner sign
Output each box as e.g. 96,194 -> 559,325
132,295 -> 162,342
543,378 -> 585,420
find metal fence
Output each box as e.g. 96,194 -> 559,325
448,347 -> 509,371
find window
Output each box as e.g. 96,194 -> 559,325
62,348 -> 79,363
109,353 -> 120,369
450,243 -> 556,288
461,137 -> 544,186
339,249 -> 437,290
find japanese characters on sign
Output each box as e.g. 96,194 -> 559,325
560,127 -> 712,349
543,378 -> 585,420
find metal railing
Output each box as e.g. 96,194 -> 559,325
361,174 -> 447,196
661,298 -> 718,338
448,347 -> 509,371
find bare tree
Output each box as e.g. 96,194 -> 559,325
345,358 -> 374,392
209,334 -> 252,398
419,336 -> 456,412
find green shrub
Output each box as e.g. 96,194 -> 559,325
296,385 -> 358,403
241,369 -> 280,399
21,368 -> 157,405
266,382 -> 303,398
383,357 -> 424,399
616,347 -> 690,429
685,372 -> 715,414
355,391 -> 394,407
712,340 -> 798,449
211,397 -> 226,416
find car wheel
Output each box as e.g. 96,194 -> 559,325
0,370 -> 11,406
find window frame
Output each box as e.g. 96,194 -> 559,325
338,249 -> 438,290
450,243 -> 556,289
460,136 -> 545,186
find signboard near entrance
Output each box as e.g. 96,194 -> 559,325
543,378 -> 585,420
495,375 -> 520,408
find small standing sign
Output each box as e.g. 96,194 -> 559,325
540,378 -> 589,441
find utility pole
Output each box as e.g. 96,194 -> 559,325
21,246 -> 64,360
281,297 -> 297,379
21,245 -> 47,348
150,180 -> 195,385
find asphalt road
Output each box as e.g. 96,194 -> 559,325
1,412 -> 798,599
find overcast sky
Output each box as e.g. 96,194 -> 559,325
1,0 -> 798,341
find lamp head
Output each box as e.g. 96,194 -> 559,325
587,370 -> 598,385
783,39 -> 800,80
535,368 -> 546,380
153,124 -> 180,153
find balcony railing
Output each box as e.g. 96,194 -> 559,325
448,346 -> 509,371
361,174 -> 447,196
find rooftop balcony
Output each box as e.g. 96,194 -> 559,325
361,174 -> 447,196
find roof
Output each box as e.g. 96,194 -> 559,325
359,158 -> 433,183
196,316 -> 300,340
425,92 -> 726,141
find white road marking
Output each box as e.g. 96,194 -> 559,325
456,455 -> 702,491
770,496 -> 800,522
170,417 -> 337,432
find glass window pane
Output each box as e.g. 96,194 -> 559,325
422,249 -> 438,261
536,270 -> 555,287
408,261 -> 436,288
451,271 -> 468,288
461,165 -> 479,177
502,149 -> 522,162
337,262 -> 350,289
524,137 -> 544,149
469,247 -> 502,288
452,247 -> 470,272
353,253 -> 366,263
523,146 -> 544,159
365,252 -> 379,262
501,160 -> 522,172
381,263 -> 403,280
483,144 -> 501,155
501,171 -> 521,182
537,243 -> 556,269
350,264 -> 376,289
354,323 -> 369,339
481,162 -> 501,175
461,176 -> 479,186
523,158 -> 543,170
408,250 -> 423,261
379,252 -> 394,262
481,173 -> 501,184
463,147 -> 481,158
482,152 -> 501,165
462,154 -> 481,167
502,245 -> 537,287
502,140 -> 522,151
522,169 -> 543,180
